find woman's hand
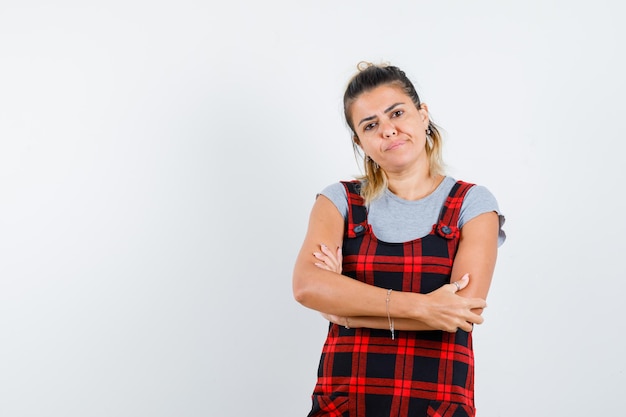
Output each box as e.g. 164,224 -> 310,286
313,244 -> 342,274
419,273 -> 486,332
321,312 -> 351,327
314,244 -> 348,324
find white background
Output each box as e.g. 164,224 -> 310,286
1,1 -> 624,416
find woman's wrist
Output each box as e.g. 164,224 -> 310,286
388,290 -> 422,321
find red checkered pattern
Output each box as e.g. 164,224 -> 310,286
308,180 -> 477,417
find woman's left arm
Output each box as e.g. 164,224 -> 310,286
314,211 -> 499,328
449,211 -> 500,314
314,211 -> 500,305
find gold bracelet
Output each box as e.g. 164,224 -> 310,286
386,289 -> 395,340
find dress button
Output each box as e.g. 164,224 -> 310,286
441,226 -> 451,234
353,225 -> 365,234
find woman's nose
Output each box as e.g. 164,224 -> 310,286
381,121 -> 397,138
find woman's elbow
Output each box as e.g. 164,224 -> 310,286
293,286 -> 308,305
292,269 -> 312,305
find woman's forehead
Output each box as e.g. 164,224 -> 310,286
351,85 -> 413,115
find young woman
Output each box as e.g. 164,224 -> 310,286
293,63 -> 505,417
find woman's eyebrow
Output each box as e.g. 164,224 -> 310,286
384,102 -> 404,114
357,102 -> 405,127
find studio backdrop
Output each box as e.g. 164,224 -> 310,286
1,1 -> 624,416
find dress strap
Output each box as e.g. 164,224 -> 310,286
433,181 -> 475,240
341,181 -> 369,238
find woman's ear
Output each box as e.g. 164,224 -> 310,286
419,103 -> 430,126
352,135 -> 361,146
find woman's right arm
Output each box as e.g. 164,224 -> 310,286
292,194 -> 394,318
292,195 -> 486,331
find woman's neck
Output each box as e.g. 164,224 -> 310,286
386,169 -> 443,201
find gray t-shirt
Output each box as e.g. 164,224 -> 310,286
320,176 -> 506,245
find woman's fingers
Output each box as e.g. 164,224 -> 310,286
320,312 -> 345,326
450,273 -> 469,292
313,244 -> 342,273
442,310 -> 483,333
451,310 -> 484,333
314,262 -> 333,271
455,322 -> 473,333
423,273 -> 488,332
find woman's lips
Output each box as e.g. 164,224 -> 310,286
385,140 -> 405,151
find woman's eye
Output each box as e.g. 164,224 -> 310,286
364,122 -> 377,131
392,110 -> 404,118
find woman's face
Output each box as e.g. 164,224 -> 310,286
350,84 -> 430,174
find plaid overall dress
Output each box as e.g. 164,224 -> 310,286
308,180 -> 476,417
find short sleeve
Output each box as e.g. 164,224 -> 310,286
459,185 -> 506,247
318,182 -> 349,219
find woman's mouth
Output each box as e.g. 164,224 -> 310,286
385,141 -> 405,151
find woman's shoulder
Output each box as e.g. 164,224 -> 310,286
451,178 -> 506,246
463,182 -> 500,208
318,181 -> 358,218
320,181 -> 350,198
444,177 -> 497,201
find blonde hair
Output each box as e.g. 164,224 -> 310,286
343,62 -> 445,204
